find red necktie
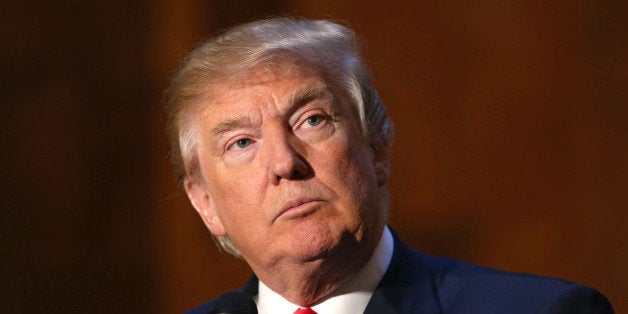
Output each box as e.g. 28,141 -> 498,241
293,308 -> 317,314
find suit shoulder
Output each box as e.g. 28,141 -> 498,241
184,276 -> 258,314
538,284 -> 615,313
418,250 -> 573,289
185,298 -> 218,314
414,251 -> 614,313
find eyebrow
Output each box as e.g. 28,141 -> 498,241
209,82 -> 333,138
210,116 -> 253,138
286,83 -> 333,116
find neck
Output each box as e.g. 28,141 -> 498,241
253,227 -> 383,306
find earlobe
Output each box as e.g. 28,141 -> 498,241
374,158 -> 391,187
184,178 -> 227,236
371,142 -> 391,187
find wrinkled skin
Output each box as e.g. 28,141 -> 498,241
184,63 -> 390,305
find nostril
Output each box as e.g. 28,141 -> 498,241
291,169 -> 304,179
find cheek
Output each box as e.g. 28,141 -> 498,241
204,169 -> 263,225
322,137 -> 377,203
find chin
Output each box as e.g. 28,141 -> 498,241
286,220 -> 340,261
290,221 -> 366,264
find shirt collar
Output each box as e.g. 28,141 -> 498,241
255,226 -> 394,314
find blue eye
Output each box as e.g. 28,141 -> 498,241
235,138 -> 252,149
306,115 -> 324,126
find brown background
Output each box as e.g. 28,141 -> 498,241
2,1 -> 626,313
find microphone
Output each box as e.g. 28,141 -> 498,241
208,291 -> 258,314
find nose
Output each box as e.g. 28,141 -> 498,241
263,132 -> 309,185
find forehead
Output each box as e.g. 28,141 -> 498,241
217,62 -> 322,95
197,63 -> 329,117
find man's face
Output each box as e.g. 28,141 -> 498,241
185,63 -> 389,275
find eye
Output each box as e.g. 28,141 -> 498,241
305,115 -> 325,127
232,138 -> 252,149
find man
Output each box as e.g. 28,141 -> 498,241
166,17 -> 614,314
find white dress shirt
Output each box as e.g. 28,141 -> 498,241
255,226 -> 394,314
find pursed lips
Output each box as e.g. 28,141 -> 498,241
274,197 -> 323,221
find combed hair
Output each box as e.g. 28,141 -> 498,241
165,17 -> 394,257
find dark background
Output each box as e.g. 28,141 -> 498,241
2,1 -> 626,313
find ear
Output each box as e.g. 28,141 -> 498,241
184,178 -> 227,237
371,140 -> 391,187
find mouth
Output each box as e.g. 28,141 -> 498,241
275,197 -> 323,221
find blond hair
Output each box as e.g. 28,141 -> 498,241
165,17 -> 393,256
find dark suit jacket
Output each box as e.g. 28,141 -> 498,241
188,233 -> 614,313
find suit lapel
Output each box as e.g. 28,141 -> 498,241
240,275 -> 259,297
364,289 -> 398,314
364,231 -> 443,314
